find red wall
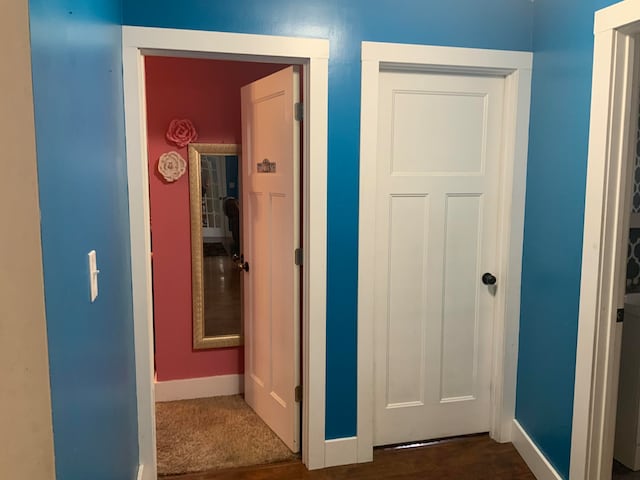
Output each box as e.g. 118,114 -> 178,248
146,57 -> 286,381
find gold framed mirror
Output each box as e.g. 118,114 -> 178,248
188,143 -> 242,349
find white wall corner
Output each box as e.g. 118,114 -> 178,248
154,374 -> 244,402
324,437 -> 359,468
512,420 -> 563,480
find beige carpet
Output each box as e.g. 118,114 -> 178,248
156,395 -> 298,476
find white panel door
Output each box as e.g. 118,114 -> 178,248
373,70 -> 505,446
241,66 -> 301,453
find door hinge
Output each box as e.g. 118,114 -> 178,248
294,247 -> 303,266
295,102 -> 304,122
295,385 -> 302,403
617,308 -> 625,323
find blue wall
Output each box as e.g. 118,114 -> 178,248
225,156 -> 239,199
29,1 -> 139,478
123,0 -> 533,439
516,0 -> 617,477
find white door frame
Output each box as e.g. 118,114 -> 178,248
121,26 -> 329,479
571,1 -> 640,479
357,41 -> 532,462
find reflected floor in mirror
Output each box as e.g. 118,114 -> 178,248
203,248 -> 241,338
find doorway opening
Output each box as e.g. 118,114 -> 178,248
571,2 -> 640,479
144,56 -> 302,476
122,28 -> 329,480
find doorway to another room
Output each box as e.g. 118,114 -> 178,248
145,56 -> 302,477
610,76 -> 640,480
122,28 -> 329,479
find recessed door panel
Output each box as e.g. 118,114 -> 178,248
391,90 -> 486,175
386,194 -> 430,407
441,194 -> 482,402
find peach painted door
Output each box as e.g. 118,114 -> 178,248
240,66 -> 301,453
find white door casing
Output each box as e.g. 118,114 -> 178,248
572,1 -> 640,479
373,70 -> 504,445
122,27 -> 329,477
241,66 -> 301,452
358,42 -> 532,463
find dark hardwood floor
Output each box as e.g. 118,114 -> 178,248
162,434 -> 534,480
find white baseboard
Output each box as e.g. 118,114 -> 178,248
324,436 -> 358,468
136,464 -> 143,480
155,374 -> 244,402
512,420 -> 563,480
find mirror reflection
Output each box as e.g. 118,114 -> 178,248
188,144 -> 242,349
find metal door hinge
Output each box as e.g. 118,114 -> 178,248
295,385 -> 302,403
295,102 -> 304,122
295,248 -> 303,266
617,308 -> 625,323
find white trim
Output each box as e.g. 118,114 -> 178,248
357,41 -> 532,461
324,437 -> 358,468
571,2 -> 640,479
512,420 -> 563,480
136,464 -> 144,480
154,374 -> 244,402
122,26 -> 329,474
594,0 -> 640,33
362,42 -> 533,71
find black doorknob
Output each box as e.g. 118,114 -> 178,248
236,254 -> 249,272
482,273 -> 496,285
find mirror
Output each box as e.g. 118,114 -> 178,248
188,143 -> 242,349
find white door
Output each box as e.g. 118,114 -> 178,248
241,66 -> 301,452
373,69 -> 505,446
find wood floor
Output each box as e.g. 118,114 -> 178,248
162,434 -> 534,480
203,253 -> 241,337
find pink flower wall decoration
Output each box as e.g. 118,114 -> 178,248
166,118 -> 198,147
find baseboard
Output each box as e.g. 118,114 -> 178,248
155,374 -> 244,402
512,420 -> 563,480
324,436 -> 358,468
136,464 -> 143,480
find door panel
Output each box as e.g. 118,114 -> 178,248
374,70 -> 504,446
241,66 -> 300,453
386,194 -> 429,408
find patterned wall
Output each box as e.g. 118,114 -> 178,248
626,100 -> 640,291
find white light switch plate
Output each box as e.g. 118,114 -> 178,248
88,250 -> 99,302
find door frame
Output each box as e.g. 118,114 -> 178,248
122,26 -> 329,479
571,1 -> 640,479
357,41 -> 533,462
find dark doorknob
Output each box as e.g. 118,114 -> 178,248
482,272 -> 496,285
236,254 -> 249,272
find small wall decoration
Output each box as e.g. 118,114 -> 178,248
166,118 -> 198,147
257,158 -> 277,173
158,151 -> 187,182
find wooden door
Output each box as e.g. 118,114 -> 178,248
240,66 -> 301,452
